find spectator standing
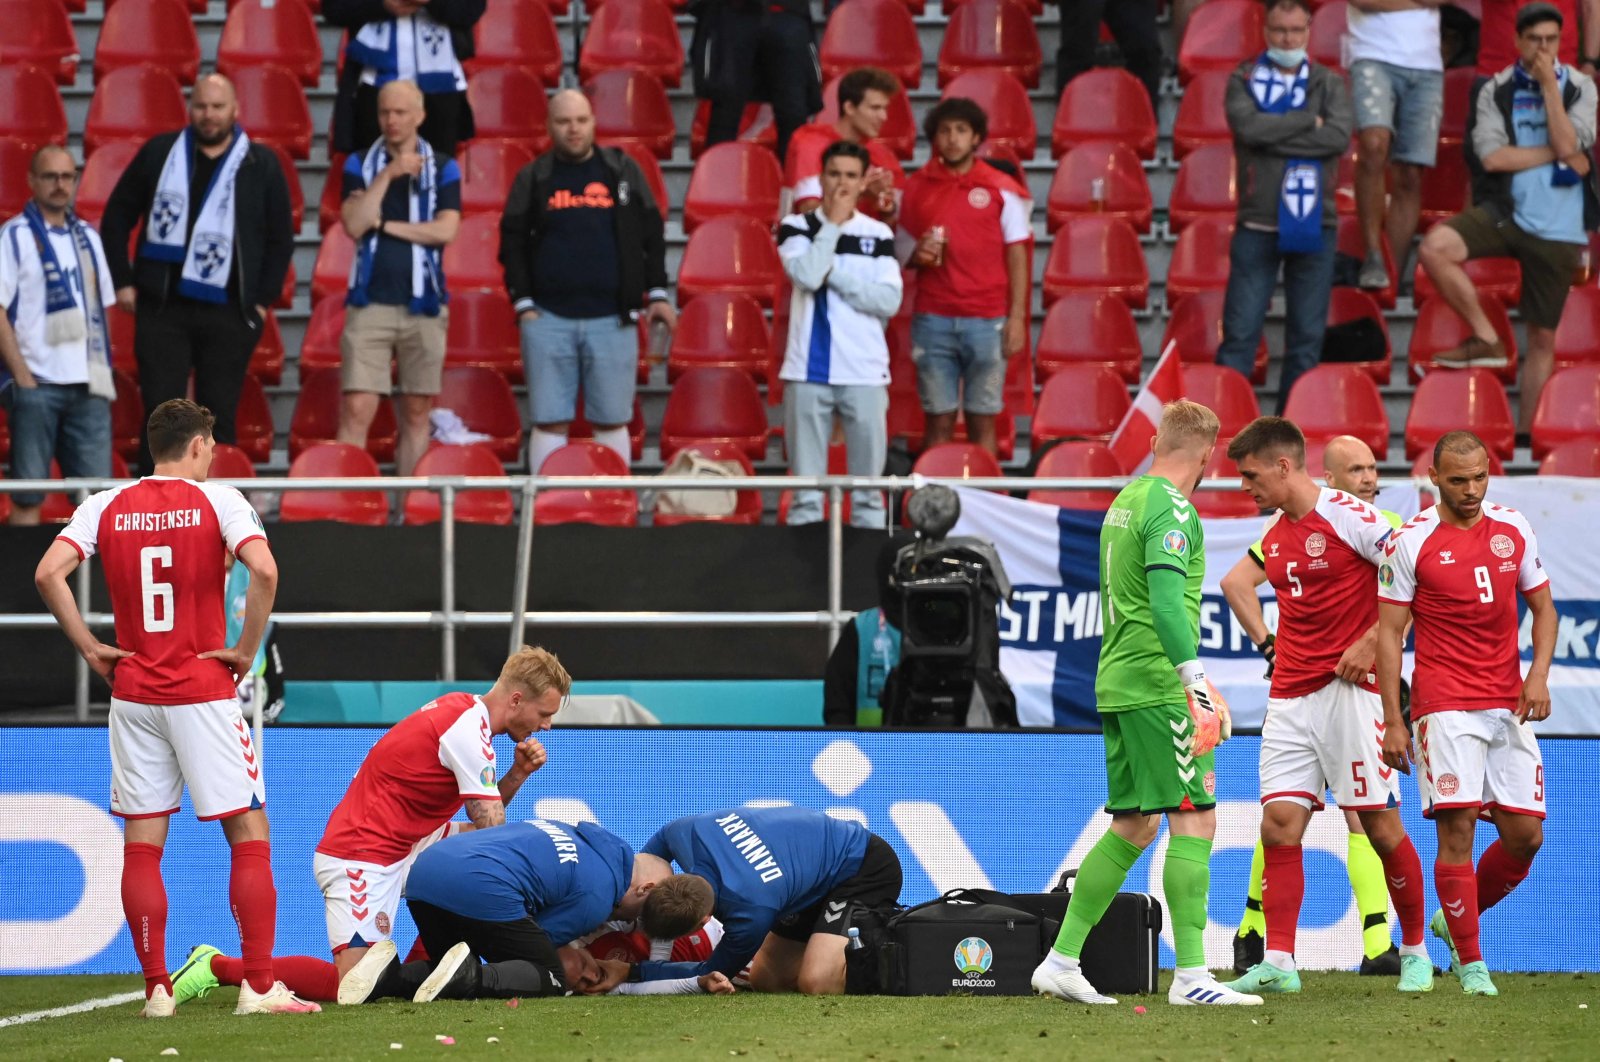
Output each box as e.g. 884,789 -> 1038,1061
1217,0 -> 1353,412
1053,0 -> 1162,111
1348,1 -> 1446,291
896,99 -> 1032,457
500,91 -> 674,470
1476,0 -> 1599,78
325,0 -> 484,158
338,81 -> 462,477
100,75 -> 294,471
778,141 -> 902,530
689,0 -> 822,163
0,146 -> 116,525
784,67 -> 905,223
1419,2 -> 1596,430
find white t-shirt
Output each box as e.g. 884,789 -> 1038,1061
0,214 -> 116,385
1347,6 -> 1443,73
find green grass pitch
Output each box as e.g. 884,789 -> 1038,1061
1,972 -> 1595,1061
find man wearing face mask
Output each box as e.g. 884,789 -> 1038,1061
1217,0 -> 1353,414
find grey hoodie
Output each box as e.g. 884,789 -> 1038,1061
1224,58 -> 1355,232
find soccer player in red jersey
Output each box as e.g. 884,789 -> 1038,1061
1220,419 -> 1431,996
34,399 -> 316,1017
170,646 -> 569,1006
1377,431 -> 1557,997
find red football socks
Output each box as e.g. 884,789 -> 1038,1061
1476,840 -> 1533,915
1262,844 -> 1305,956
121,842 -> 171,998
1435,861 -> 1483,965
1378,835 -> 1427,947
229,840 -> 278,995
212,954 -> 338,1002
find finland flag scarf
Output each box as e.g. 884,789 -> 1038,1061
1248,54 -> 1324,254
347,12 -> 466,95
140,126 -> 251,304
346,137 -> 445,316
20,201 -> 115,400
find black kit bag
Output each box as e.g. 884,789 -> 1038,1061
878,890 -> 1042,996
841,901 -> 899,996
1053,870 -> 1163,995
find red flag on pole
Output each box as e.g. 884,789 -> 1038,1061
1108,341 -> 1184,475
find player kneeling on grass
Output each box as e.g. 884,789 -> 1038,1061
1217,418 -> 1432,997
1377,431 -> 1556,998
1031,400 -> 1259,1008
609,806 -> 904,995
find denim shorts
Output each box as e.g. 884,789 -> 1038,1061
519,308 -> 638,426
908,313 -> 1006,415
1,382 -> 112,507
1350,59 -> 1444,166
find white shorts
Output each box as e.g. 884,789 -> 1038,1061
1414,708 -> 1546,820
109,697 -> 266,820
1259,680 -> 1401,813
313,822 -> 459,954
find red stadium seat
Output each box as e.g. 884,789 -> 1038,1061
534,442 -> 639,527
1324,286 -> 1392,384
1531,364 -> 1600,459
280,444 -> 389,526
1194,441 -> 1262,517
248,310 -> 284,385
234,64 -> 313,159
938,0 -> 1043,89
1411,257 -> 1521,309
1439,66 -> 1477,149
1405,368 -> 1515,461
208,443 -> 256,480
445,289 -> 522,379
442,213 -> 504,292
1407,295 -> 1518,383
468,0 -> 564,88
1168,143 -> 1237,233
1046,142 -> 1153,235
111,371 -> 143,461
1030,365 -> 1131,449
819,0 -> 923,88
1162,290 -> 1268,385
311,225 -> 356,306
579,0 -> 686,88
676,215 -> 785,308
0,0 -> 79,85
585,70 -> 676,160
403,444 -> 514,526
659,367 -> 770,461
815,75 -> 917,160
1282,364 -> 1389,456
1418,149 -> 1469,232
939,70 -> 1036,158
885,397 -> 1017,460
652,443 -> 764,525
943,0 -> 1041,13
1307,0 -> 1349,73
95,0 -> 201,85
1333,143 -> 1359,217
1036,293 -> 1142,384
290,369 -> 397,462
1539,439 -> 1600,475
436,367 -> 523,462
1178,0 -> 1263,84
75,141 -> 143,227
1050,68 -> 1158,160
913,442 -> 1004,480
668,293 -> 770,382
217,0 -> 323,87
1181,363 -> 1260,439
84,66 -> 188,158
1554,285 -> 1600,370
0,66 -> 68,151
1335,216 -> 1397,308
569,393 -> 646,461
458,140 -> 535,218
318,152 -> 346,232
469,68 -> 553,152
689,101 -> 777,160
614,143 -> 671,220
0,139 -> 34,218
1165,216 -> 1234,303
36,452 -> 133,523
1042,216 -> 1149,309
234,374 -> 275,464
298,297 -> 346,374
683,142 -> 784,232
256,142 -> 305,232
1027,440 -> 1123,510
108,306 -> 137,375
1172,70 -> 1233,160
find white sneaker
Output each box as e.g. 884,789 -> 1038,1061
234,980 -> 323,1015
337,940 -> 399,1005
1168,974 -> 1264,1006
1031,960 -> 1117,1005
141,985 -> 176,1018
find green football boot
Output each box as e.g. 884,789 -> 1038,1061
170,944 -> 221,1005
1430,909 -> 1462,977
1397,953 -> 1434,993
1222,961 -> 1301,994
1458,960 -> 1499,997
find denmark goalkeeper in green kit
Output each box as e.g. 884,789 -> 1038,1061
1032,400 -> 1263,1007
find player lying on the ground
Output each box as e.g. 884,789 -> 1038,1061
1377,431 -> 1556,998
1216,419 -> 1431,997
611,806 -> 904,995
1219,434 -> 1413,976
169,647 -> 569,1005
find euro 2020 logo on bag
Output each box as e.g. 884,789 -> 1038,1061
953,936 -> 993,977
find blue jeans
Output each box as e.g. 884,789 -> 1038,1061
909,314 -> 1006,415
1216,225 -> 1336,413
519,309 -> 637,426
2,382 -> 112,507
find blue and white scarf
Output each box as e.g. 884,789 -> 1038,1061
346,137 -> 446,316
140,126 -> 251,304
1512,62 -> 1583,186
347,12 -> 466,95
1249,54 -> 1324,254
21,201 -> 115,400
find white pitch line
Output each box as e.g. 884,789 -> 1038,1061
0,990 -> 144,1028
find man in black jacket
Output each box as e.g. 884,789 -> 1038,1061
100,74 -> 294,469
499,90 -> 675,470
691,0 -> 821,163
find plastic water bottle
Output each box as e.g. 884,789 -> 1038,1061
846,927 -> 863,951
648,317 -> 672,360
867,621 -> 891,699
1090,178 -> 1106,211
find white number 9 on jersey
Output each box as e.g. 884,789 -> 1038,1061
140,545 -> 175,632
